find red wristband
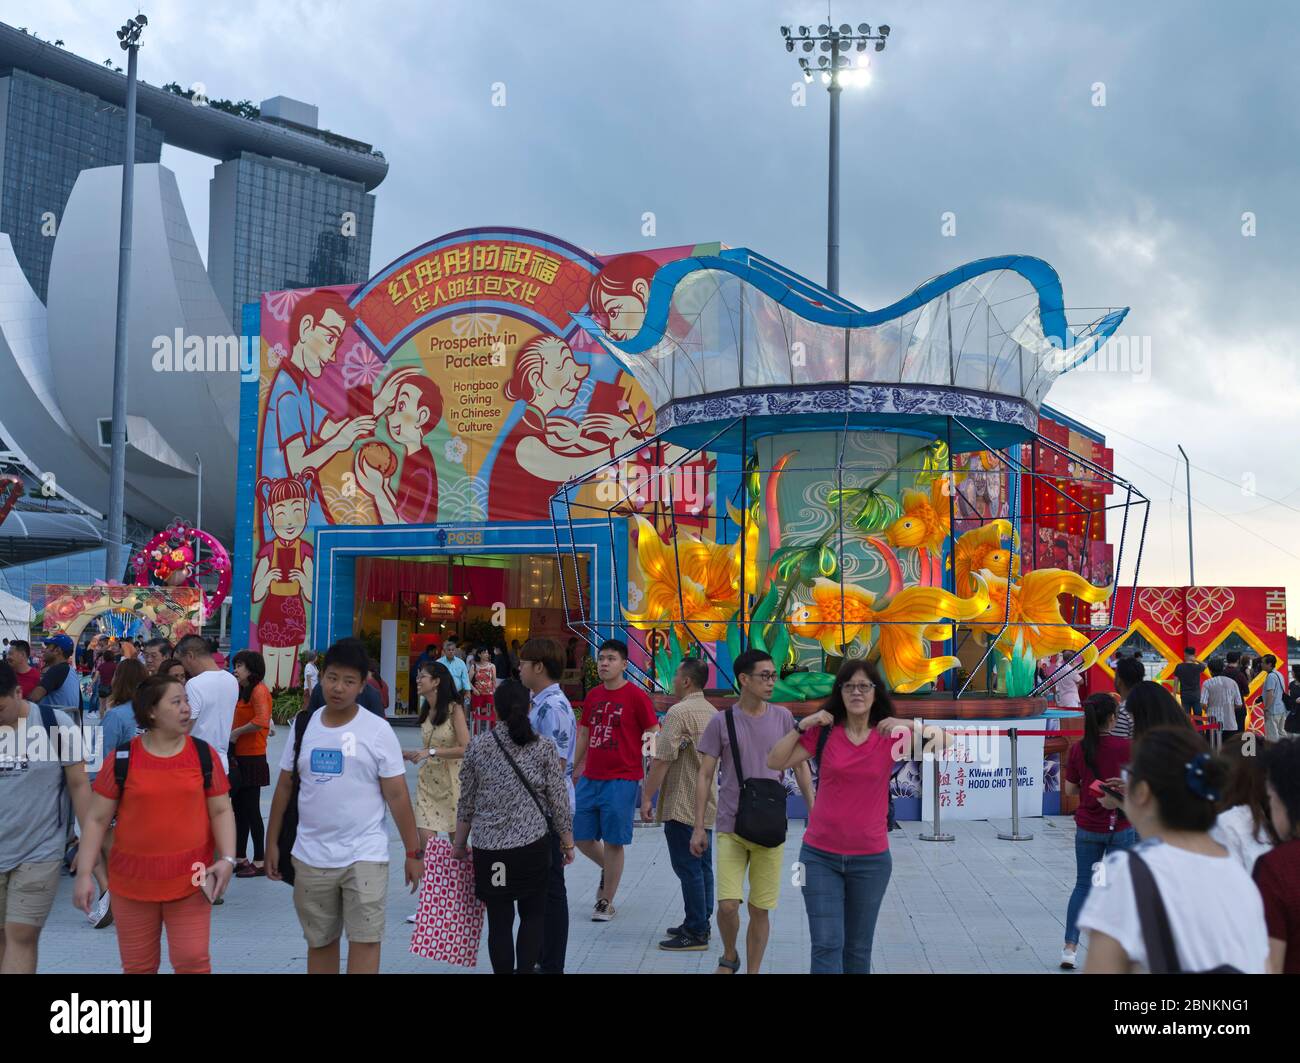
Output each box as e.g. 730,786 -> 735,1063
406,849 -> 423,860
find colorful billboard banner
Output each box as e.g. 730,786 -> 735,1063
242,227 -> 717,679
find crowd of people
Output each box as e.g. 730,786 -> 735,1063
2,625 -> 1299,976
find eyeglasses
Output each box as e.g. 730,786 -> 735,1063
842,682 -> 875,694
748,671 -> 779,682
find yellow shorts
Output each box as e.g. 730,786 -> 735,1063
715,832 -> 784,910
292,860 -> 388,948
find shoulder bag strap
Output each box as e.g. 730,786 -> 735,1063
1127,850 -> 1182,974
191,738 -> 214,790
291,708 -> 314,782
723,708 -> 746,787
492,729 -> 554,833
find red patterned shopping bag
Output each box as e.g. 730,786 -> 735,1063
409,837 -> 485,967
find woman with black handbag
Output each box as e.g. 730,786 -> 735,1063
452,680 -> 575,974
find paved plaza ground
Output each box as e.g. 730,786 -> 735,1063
37,724 -> 1087,975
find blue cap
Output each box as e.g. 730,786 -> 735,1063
45,633 -> 74,656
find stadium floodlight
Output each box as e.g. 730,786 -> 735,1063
775,15 -> 893,294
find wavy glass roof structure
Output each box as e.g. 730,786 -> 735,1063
573,249 -> 1128,452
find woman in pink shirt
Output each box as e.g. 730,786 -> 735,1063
768,660 -> 940,973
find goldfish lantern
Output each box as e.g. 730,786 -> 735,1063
558,248 -> 1133,705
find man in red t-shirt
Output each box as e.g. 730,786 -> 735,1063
572,639 -> 659,922
6,641 -> 41,699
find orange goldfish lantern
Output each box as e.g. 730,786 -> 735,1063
788,577 -> 989,693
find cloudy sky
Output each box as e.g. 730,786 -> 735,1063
11,0 -> 1300,634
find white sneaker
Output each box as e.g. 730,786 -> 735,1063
88,889 -> 113,929
405,913 -> 418,924
1059,947 -> 1077,970
592,899 -> 615,922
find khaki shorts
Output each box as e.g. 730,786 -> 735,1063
292,860 -> 388,948
0,860 -> 63,928
715,832 -> 784,910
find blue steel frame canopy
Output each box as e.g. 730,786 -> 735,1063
572,249 -> 1129,448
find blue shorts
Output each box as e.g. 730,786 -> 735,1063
574,777 -> 639,846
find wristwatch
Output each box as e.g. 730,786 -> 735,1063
794,718 -> 806,735
218,855 -> 237,868
428,748 -> 439,758
406,849 -> 424,860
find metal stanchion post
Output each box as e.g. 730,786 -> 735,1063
997,727 -> 1033,841
919,742 -> 954,842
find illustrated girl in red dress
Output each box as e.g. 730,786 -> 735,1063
252,475 -> 314,690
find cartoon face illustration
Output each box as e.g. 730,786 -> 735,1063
293,298 -> 352,378
523,337 -> 588,411
590,254 -> 657,341
269,497 -> 308,541
600,289 -> 649,340
384,380 -> 442,444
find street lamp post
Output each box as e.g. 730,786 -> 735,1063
1177,444 -> 1194,586
105,13 -> 147,583
781,21 -> 890,294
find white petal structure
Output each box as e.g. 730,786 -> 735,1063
45,164 -> 239,536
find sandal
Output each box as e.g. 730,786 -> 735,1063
715,954 -> 740,974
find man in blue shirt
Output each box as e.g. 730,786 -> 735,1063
30,635 -> 82,724
519,637 -> 577,974
439,639 -> 472,710
1260,654 -> 1287,742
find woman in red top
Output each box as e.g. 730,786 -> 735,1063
74,674 -> 235,974
1256,739 -> 1300,973
1060,692 -> 1135,969
230,650 -> 273,877
471,647 -> 497,719
768,659 -> 942,974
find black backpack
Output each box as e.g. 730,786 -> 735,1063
724,709 -> 787,848
1128,850 -> 1242,974
276,709 -> 317,886
113,735 -> 214,791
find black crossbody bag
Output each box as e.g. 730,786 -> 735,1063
276,709 -> 317,886
724,709 -> 787,848
492,730 -> 556,839
1128,850 -> 1242,974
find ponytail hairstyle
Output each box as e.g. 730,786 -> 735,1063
1080,692 -> 1118,780
257,472 -> 314,510
492,679 -> 536,746
1128,726 -> 1229,832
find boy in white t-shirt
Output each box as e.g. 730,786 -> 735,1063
266,638 -> 422,974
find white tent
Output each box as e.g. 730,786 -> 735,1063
0,587 -> 33,648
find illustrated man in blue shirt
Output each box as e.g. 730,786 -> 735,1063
518,636 -> 578,974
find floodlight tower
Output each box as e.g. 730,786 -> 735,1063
780,21 -> 890,294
